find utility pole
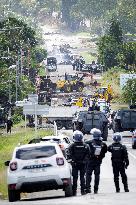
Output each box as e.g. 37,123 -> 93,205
8,65 -> 16,117
15,61 -> 19,102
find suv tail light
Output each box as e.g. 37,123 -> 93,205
8,184 -> 16,190
56,157 -> 64,166
10,162 -> 17,171
59,144 -> 64,150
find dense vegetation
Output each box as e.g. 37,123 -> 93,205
98,19 -> 136,104
0,1 -> 135,106
98,19 -> 136,69
0,0 -> 135,33
0,17 -> 47,111
122,78 -> 136,104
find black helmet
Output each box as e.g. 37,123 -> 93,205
113,133 -> 122,142
73,130 -> 83,142
91,128 -> 102,140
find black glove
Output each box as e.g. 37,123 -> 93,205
67,159 -> 72,163
125,161 -> 129,169
125,164 -> 128,169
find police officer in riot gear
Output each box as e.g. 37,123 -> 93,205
67,130 -> 90,196
85,128 -> 107,194
6,117 -> 13,134
108,133 -> 129,193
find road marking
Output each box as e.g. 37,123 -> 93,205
128,151 -> 136,160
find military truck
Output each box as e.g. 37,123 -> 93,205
72,110 -> 109,141
42,106 -> 88,130
39,76 -> 56,92
111,109 -> 136,133
46,57 -> 57,72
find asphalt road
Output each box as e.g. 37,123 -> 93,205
1,130 -> 136,205
1,29 -> 135,205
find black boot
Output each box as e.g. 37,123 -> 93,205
115,181 -> 120,193
116,188 -> 120,193
94,187 -> 98,194
86,189 -> 91,193
124,182 -> 129,192
73,190 -> 77,196
94,185 -> 98,194
81,189 -> 86,195
124,186 -> 129,192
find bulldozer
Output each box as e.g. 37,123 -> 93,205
56,74 -> 84,93
94,85 -> 113,103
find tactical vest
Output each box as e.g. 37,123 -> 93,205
111,144 -> 124,162
91,141 -> 102,158
72,143 -> 88,163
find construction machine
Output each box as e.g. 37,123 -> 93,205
56,74 -> 84,93
94,85 -> 113,103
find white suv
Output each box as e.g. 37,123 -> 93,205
28,135 -> 71,157
5,142 -> 73,202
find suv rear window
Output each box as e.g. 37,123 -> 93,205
16,146 -> 56,160
41,138 -> 60,143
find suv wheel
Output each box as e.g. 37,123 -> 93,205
65,181 -> 73,197
132,144 -> 136,149
102,125 -> 108,141
8,189 -> 20,202
64,85 -> 71,93
78,85 -> 83,92
65,121 -> 73,130
56,121 -> 63,130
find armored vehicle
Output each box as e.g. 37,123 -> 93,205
72,110 -> 109,141
39,76 -> 56,92
112,109 -> 136,133
47,57 -> 57,72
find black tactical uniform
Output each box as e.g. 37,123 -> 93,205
6,118 -> 13,134
108,133 -> 129,193
67,131 -> 90,195
86,129 -> 107,194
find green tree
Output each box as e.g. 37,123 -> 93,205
61,0 -> 77,28
123,42 -> 136,67
0,17 -> 37,67
98,35 -> 122,68
0,17 -> 39,105
122,78 -> 136,103
109,19 -> 123,43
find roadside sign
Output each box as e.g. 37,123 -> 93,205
120,74 -> 136,89
15,100 -> 33,107
23,104 -> 49,115
28,94 -> 38,103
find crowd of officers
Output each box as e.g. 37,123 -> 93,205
67,129 -> 129,196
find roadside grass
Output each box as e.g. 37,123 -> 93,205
111,102 -> 128,110
38,66 -> 45,76
80,51 -> 97,64
101,67 -> 129,101
0,127 -> 53,199
75,31 -> 91,37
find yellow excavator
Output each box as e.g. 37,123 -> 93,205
95,85 -> 113,102
56,74 -> 84,92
